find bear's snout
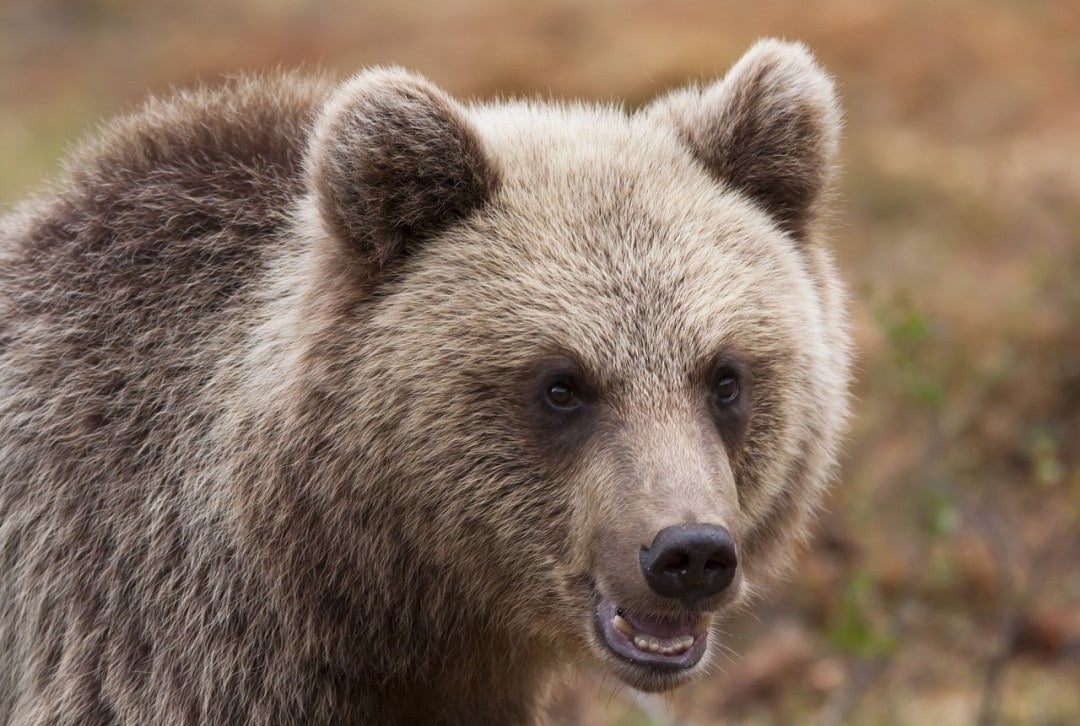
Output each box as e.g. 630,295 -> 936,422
639,524 -> 737,607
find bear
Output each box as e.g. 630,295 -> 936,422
0,39 -> 850,724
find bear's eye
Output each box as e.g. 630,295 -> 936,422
715,373 -> 740,405
545,380 -> 580,410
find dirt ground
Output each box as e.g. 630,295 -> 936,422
1,1 -> 1076,723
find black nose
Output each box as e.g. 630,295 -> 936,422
639,524 -> 738,605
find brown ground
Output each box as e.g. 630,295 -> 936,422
1,1 -> 1077,723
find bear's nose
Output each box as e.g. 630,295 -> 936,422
639,524 -> 737,606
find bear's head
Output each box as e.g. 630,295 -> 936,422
297,39 -> 848,693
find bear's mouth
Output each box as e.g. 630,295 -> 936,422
594,595 -> 712,669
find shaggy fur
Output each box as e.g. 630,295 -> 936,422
0,40 -> 850,724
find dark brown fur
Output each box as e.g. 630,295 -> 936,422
310,70 -> 500,271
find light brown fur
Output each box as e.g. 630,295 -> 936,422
0,40 -> 849,723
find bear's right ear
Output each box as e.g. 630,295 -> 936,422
307,69 -> 498,271
648,40 -> 841,243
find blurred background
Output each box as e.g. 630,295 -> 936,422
1,0 -> 1077,723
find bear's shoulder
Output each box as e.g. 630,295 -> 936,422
56,73 -> 332,232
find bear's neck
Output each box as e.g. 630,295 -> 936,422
278,550 -> 554,723
220,474 -> 554,722
370,643 -> 551,724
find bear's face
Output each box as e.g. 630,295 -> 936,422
304,40 -> 847,692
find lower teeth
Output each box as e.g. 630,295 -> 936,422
630,633 -> 695,654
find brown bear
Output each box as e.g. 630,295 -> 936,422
0,39 -> 850,723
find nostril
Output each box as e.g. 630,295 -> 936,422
704,556 -> 727,572
705,545 -> 737,569
658,551 -> 690,575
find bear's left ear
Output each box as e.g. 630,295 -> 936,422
648,39 -> 841,242
307,68 -> 498,272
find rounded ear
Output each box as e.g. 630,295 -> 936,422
307,68 -> 498,271
648,39 -> 841,242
